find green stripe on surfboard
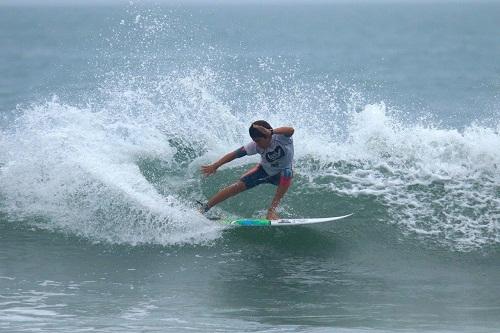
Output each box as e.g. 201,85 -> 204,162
219,218 -> 271,226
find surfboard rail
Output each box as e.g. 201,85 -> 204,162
220,213 -> 353,227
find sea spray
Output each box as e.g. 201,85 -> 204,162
0,96 -> 220,245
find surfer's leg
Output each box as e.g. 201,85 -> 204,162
266,168 -> 293,220
204,181 -> 247,211
240,164 -> 269,190
202,164 -> 267,212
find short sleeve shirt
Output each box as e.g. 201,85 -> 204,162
244,134 -> 294,176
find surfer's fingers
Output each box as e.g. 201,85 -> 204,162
200,165 -> 210,175
201,165 -> 216,176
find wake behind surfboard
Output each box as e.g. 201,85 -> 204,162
217,213 -> 353,227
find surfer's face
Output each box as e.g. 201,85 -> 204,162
254,136 -> 271,149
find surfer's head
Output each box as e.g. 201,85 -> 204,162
249,120 -> 272,149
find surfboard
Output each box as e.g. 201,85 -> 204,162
218,213 -> 353,227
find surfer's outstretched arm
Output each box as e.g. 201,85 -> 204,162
201,148 -> 245,176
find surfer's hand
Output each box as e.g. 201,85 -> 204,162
201,163 -> 218,176
252,124 -> 272,138
266,208 -> 279,220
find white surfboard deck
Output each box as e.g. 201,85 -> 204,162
218,213 -> 353,227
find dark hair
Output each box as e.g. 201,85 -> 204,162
249,120 -> 272,140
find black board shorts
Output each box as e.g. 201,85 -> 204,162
240,164 -> 293,189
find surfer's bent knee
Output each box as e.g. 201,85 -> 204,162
236,180 -> 247,191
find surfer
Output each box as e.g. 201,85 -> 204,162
200,120 -> 294,220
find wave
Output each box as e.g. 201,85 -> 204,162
0,68 -> 498,251
295,103 -> 500,250
0,6 -> 498,249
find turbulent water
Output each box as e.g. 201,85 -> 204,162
0,2 -> 499,332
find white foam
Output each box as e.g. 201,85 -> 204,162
0,91 -> 222,245
294,102 -> 500,250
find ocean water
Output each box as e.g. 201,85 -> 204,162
0,2 -> 499,332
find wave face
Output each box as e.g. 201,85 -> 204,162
0,7 -> 498,250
